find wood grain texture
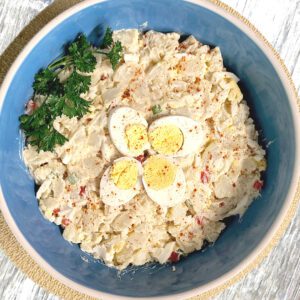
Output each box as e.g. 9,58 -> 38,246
0,0 -> 299,299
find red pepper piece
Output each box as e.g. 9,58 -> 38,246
52,208 -> 60,217
135,154 -> 146,163
200,171 -> 209,184
169,251 -> 180,263
79,186 -> 86,196
61,218 -> 71,227
253,180 -> 263,190
25,100 -> 37,114
195,216 -> 203,226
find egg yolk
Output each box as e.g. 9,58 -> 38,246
144,156 -> 177,190
110,160 -> 138,190
149,125 -> 183,155
125,124 -> 148,152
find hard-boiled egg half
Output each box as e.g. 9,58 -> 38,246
108,107 -> 150,157
100,157 -> 143,206
142,155 -> 186,207
148,115 -> 206,157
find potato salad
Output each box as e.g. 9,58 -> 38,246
22,29 -> 266,269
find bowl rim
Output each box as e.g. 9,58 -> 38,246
0,0 -> 299,299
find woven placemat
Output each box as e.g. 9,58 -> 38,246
0,1 -> 299,299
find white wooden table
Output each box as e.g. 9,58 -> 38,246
0,1 -> 299,299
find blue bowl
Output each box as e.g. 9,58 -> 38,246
0,0 -> 299,299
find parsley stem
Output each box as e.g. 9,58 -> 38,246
94,50 -> 109,55
48,56 -> 72,70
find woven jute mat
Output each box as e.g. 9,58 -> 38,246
0,1 -> 299,299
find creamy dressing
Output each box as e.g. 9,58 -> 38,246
23,29 -> 266,270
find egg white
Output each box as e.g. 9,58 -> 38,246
100,157 -> 143,207
108,107 -> 150,157
148,115 -> 206,157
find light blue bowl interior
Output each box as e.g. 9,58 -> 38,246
0,0 -> 295,297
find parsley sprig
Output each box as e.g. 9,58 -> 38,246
32,35 -> 96,98
19,96 -> 68,150
19,27 -> 123,152
96,28 -> 123,70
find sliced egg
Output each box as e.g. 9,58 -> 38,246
108,107 -> 150,156
100,157 -> 142,206
148,115 -> 205,157
142,155 -> 186,207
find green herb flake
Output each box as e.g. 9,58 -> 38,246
151,104 -> 162,115
67,173 -> 77,185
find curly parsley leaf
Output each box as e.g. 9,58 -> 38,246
63,95 -> 90,118
20,104 -> 50,133
64,71 -> 91,95
19,100 -> 67,152
107,41 -> 123,70
97,27 -> 123,70
33,69 -> 63,96
101,27 -> 113,48
32,126 -> 68,152
68,35 -> 97,72
46,95 -> 66,117
41,128 -> 68,151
